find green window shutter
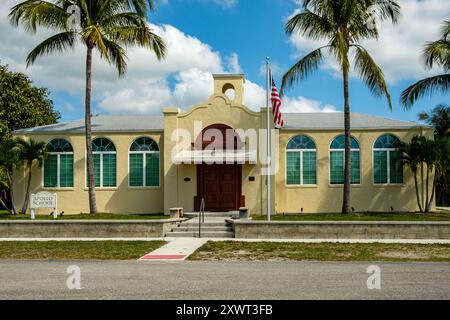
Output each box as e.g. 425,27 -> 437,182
330,151 -> 344,184
44,155 -> 58,188
146,153 -> 160,187
374,151 -> 388,184
303,151 -> 317,185
350,151 -> 361,184
286,152 -> 300,185
59,154 -> 74,187
389,151 -> 403,184
102,154 -> 117,187
129,154 -> 144,187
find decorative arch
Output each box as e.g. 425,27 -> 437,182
287,135 -> 316,150
286,135 -> 317,185
92,137 -> 116,152
130,137 -> 159,152
195,124 -> 244,150
89,137 -> 116,188
44,139 -> 74,188
329,135 -> 361,185
129,137 -> 160,188
373,134 -> 403,184
47,138 -> 73,152
374,134 -> 401,149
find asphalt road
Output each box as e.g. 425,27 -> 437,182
0,260 -> 449,300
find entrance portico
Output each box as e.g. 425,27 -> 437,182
162,74 -> 268,216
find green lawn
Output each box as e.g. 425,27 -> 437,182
253,211 -> 450,221
0,241 -> 165,260
189,241 -> 450,262
0,211 -> 168,220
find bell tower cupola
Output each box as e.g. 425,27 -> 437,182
212,74 -> 245,104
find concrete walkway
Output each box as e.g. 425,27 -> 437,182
139,238 -> 207,261
1,238 -> 450,244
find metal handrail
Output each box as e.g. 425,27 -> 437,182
198,198 -> 205,238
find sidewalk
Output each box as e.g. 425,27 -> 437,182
1,237 -> 449,244
139,238 -> 207,261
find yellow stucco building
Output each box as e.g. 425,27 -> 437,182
12,74 -> 433,215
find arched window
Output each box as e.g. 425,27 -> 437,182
129,137 -> 160,187
44,139 -> 74,188
373,134 -> 403,184
330,135 -> 361,185
286,135 -> 317,185
89,138 -> 116,188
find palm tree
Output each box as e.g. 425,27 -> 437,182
399,136 -> 450,212
0,138 -> 22,214
15,138 -> 47,214
9,0 -> 166,214
280,0 -> 400,214
418,104 -> 450,139
401,20 -> 450,108
418,104 -> 450,206
398,136 -> 426,212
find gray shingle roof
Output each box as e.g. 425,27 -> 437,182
283,112 -> 426,130
12,112 -> 426,134
13,115 -> 164,134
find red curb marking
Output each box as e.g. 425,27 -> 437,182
141,255 -> 186,260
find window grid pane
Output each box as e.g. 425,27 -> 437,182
389,151 -> 403,184
92,154 -> 101,187
145,154 -> 160,187
286,152 -> 301,185
129,154 -> 144,187
350,151 -> 361,184
330,151 -> 344,184
303,152 -> 317,185
59,154 -> 73,187
44,155 -> 58,188
102,154 -> 117,187
374,151 -> 388,184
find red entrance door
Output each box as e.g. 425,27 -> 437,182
196,164 -> 242,211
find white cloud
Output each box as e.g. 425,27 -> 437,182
288,0 -> 449,84
226,53 -> 243,74
0,0 -> 335,115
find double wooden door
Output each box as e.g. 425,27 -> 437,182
197,164 -> 242,211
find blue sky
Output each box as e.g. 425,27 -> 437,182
0,0 -> 448,123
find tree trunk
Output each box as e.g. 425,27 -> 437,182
7,168 -> 17,215
85,46 -> 97,214
420,163 -> 425,210
425,166 -> 430,212
427,174 -> 436,212
21,162 -> 32,214
414,171 -> 424,212
341,66 -> 351,214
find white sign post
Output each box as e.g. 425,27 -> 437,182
30,192 -> 58,220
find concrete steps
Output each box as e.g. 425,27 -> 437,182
166,218 -> 235,238
184,212 -> 239,219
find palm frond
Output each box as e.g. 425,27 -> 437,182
124,0 -> 156,17
372,0 -> 401,24
9,0 -> 69,33
108,25 -> 166,60
424,39 -> 450,71
285,9 -> 333,41
102,37 -> 128,76
26,31 -> 77,66
401,74 -> 450,109
82,25 -> 109,58
352,44 -> 392,109
280,46 -> 326,96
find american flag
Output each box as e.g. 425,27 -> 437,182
271,75 -> 284,128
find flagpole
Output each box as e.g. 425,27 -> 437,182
266,56 -> 271,223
